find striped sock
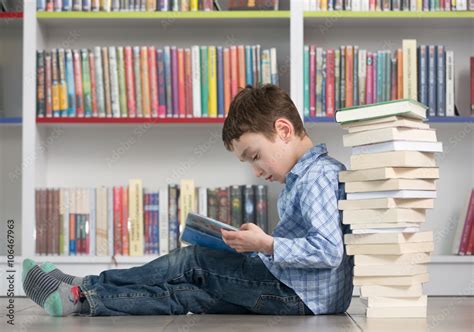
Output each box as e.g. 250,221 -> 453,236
40,262 -> 84,286
22,259 -> 89,317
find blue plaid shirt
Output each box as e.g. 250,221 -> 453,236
258,143 -> 354,315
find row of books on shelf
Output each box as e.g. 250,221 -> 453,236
36,45 -> 279,119
451,189 -> 474,255
34,180 -> 269,257
304,40 -> 457,118
37,0 -> 215,11
303,0 -> 474,11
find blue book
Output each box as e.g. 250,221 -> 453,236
303,45 -> 310,118
436,45 -> 446,117
217,47 -> 225,117
156,49 -> 166,116
428,45 -> 437,117
245,45 -> 253,87
163,47 -> 172,118
63,0 -> 72,11
65,50 -> 76,117
181,213 -> 257,256
418,45 -> 428,107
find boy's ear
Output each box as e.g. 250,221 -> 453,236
274,118 -> 293,143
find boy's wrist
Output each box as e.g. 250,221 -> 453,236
260,235 -> 274,254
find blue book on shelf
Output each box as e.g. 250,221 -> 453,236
164,47 -> 173,118
428,46 -> 437,117
418,45 -> 428,107
65,50 -> 76,117
436,45 -> 446,117
181,213 -> 256,256
245,45 -> 253,87
217,47 -> 225,117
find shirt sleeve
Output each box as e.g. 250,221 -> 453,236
271,171 -> 344,269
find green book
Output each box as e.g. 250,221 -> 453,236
335,99 -> 428,124
81,49 -> 93,117
200,46 -> 209,117
303,45 -> 309,118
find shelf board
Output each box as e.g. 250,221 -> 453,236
427,116 -> 474,123
37,11 -> 290,19
0,12 -> 23,27
0,12 -> 23,19
0,117 -> 22,125
304,11 -> 474,19
36,117 -> 225,125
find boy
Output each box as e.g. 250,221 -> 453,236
21,85 -> 353,317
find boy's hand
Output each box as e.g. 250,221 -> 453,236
221,223 -> 273,254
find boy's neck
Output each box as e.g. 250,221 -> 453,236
292,135 -> 314,163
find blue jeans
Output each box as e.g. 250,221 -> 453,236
80,245 -> 313,316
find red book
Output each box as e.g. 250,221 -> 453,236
185,48 -> 193,117
223,48 -> 231,116
460,190 -> 474,255
148,47 -> 158,118
178,48 -> 186,118
309,45 -> 316,118
113,187 -> 122,256
89,52 -> 98,117
124,47 -> 136,118
230,46 -> 238,98
345,46 -> 354,108
73,50 -> 84,117
122,186 -> 129,256
237,45 -> 246,90
326,48 -> 335,117
470,57 -> 474,114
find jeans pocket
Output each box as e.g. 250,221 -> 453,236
252,294 -> 306,315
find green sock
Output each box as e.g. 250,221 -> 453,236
22,258 -> 89,317
40,262 -> 84,286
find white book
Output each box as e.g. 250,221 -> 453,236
159,187 -> 169,256
446,50 -> 455,116
366,306 -> 427,318
360,284 -> 424,298
347,190 -> 437,200
352,141 -> 443,155
457,0 -> 468,10
270,48 -> 278,86
256,45 -> 261,85
96,187 -> 108,256
108,47 -> 121,118
355,252 -> 432,266
361,0 -> 370,11
355,264 -> 428,276
352,227 -> 420,234
352,0 -> 362,11
93,47 -> 106,118
351,222 -> 425,230
261,50 -> 271,84
191,46 -> 201,118
198,187 -> 207,216
362,295 -> 427,308
102,0 -> 111,11
107,187 -> 114,256
343,127 -> 437,147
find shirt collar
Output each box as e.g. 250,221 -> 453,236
288,143 -> 328,178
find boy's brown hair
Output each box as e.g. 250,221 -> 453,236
222,85 -> 307,151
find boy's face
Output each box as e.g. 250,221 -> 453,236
230,131 -> 295,184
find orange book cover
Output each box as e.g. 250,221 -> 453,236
238,45 -> 246,89
148,47 -> 158,118
178,48 -> 186,118
230,46 -> 238,98
185,48 -> 193,117
346,46 -> 353,108
223,47 -> 231,116
140,47 -> 151,118
397,49 -> 403,100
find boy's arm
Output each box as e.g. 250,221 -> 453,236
271,172 -> 344,269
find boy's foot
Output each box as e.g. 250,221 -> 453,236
40,261 -> 84,286
22,258 -> 89,317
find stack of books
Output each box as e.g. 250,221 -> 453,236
336,99 -> 443,318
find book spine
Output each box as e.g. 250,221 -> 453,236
88,52 -> 98,117
117,47 -> 128,118
124,47 -> 136,118
207,188 -> 218,220
163,46 -> 172,117
326,49 -> 335,117
208,46 -> 218,118
245,45 -> 253,87
223,48 -> 231,116
217,46 -> 225,118
141,47 -> 151,118
157,49 -> 167,117
113,187 -> 122,255
200,46 -> 209,117
436,45 -> 446,117
108,47 -> 120,118
340,46 -> 346,108
133,47 -> 143,117
358,49 -> 367,105
92,48 -> 104,118
122,186 -> 129,255
191,46 -> 201,117
72,50 -> 84,117
315,47 -> 323,116
252,45 -> 258,87
459,191 -> 474,255
385,50 -> 391,102
159,187 -> 169,255
217,187 -> 230,225
102,47 -> 112,117
185,48 -> 193,118
446,51 -> 455,117
107,188 -> 113,256
57,49 -> 68,116
81,49 -> 92,117
64,50 -> 76,117
428,45 -> 437,117
376,51 -> 383,103
171,47 -> 179,117
230,46 -> 238,98
169,185 -> 179,251
353,46 -> 359,106
230,186 -> 243,227
237,45 -> 246,89
243,185 -> 255,224
397,49 -> 403,100
270,48 -> 279,86
148,47 -> 158,118
37,51 -> 46,117
403,39 -> 418,101
255,185 -> 268,233
51,49 -> 60,117
335,49 -> 341,110
346,46 -> 354,108
391,56 -> 397,101
418,45 -> 428,107
144,192 -> 149,254
176,48 -> 186,118
304,45 -> 310,118
366,53 -> 374,105
321,50 -> 326,116
309,45 -> 316,118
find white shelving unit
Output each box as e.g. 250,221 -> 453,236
1,0 -> 473,297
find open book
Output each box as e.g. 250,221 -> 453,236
180,212 -> 256,256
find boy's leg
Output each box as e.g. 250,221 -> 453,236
80,246 -> 311,316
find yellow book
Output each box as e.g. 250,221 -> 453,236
129,179 -> 144,256
180,179 -> 196,235
140,47 -> 151,118
403,39 -> 417,100
321,0 -> 328,10
208,46 -> 218,117
190,0 -> 198,11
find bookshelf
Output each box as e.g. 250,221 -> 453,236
0,0 -> 472,296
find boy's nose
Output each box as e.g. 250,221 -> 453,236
252,166 -> 263,178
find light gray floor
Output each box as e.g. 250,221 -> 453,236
1,296 -> 473,331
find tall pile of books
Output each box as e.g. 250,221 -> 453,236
336,99 -> 443,318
